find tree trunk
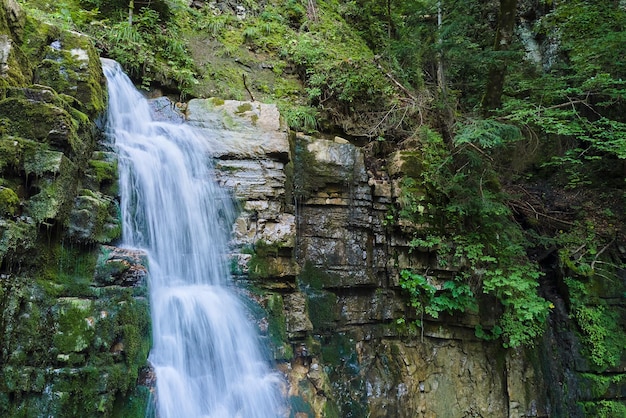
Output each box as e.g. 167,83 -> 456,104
436,0 -> 446,95
128,0 -> 134,26
482,0 -> 517,113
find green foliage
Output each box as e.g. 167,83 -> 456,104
96,7 -> 197,93
575,305 -> 624,370
21,0 -> 198,95
396,124 -> 550,347
454,118 -> 523,148
342,0 -> 496,108
284,30 -> 394,109
580,400 -> 626,418
18,0 -> 99,28
565,275 -> 626,371
280,104 -> 318,132
499,2 -> 626,188
399,269 -> 475,328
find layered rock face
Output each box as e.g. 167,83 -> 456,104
187,98 -> 547,417
0,1 -> 150,415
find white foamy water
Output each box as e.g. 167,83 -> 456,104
102,59 -> 283,418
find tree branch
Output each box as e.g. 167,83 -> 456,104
242,73 -> 255,102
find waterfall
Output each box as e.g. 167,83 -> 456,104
101,59 -> 284,418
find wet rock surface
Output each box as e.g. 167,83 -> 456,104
191,98 -> 548,417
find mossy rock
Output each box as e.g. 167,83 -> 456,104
0,1 -> 30,88
0,33 -> 29,87
53,297 -> 96,354
247,240 -> 293,279
23,148 -> 64,176
298,261 -> 340,290
87,151 -> 119,196
15,14 -> 106,118
318,333 -> 368,417
291,134 -> 364,201
387,150 -> 424,179
0,186 -> 19,216
67,190 -> 121,244
0,135 -> 36,175
93,246 -> 148,288
262,292 -> 294,359
0,96 -> 76,147
0,217 -> 37,265
25,155 -> 77,224
1,245 -> 151,416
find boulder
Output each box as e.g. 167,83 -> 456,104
187,98 -> 289,160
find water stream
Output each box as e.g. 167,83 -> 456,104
102,59 -> 283,418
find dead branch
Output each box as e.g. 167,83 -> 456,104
242,73 -> 255,101
591,238 -> 615,271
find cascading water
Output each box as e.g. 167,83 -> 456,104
101,59 -> 284,418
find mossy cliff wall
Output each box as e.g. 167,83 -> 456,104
187,97 -> 625,417
186,100 -> 539,417
0,1 -> 151,416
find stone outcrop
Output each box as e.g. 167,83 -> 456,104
186,98 -> 549,417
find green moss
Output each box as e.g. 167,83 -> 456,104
235,102 -> 253,114
117,296 -> 151,370
113,384 -> 154,418
38,244 -> 95,294
0,187 -> 19,216
0,219 -> 37,266
319,333 -> 368,418
305,289 -> 338,331
0,269 -> 147,415
0,97 -> 62,139
394,151 -> 424,179
0,137 -> 27,173
53,298 -> 95,353
246,240 -> 283,279
298,261 -> 339,290
87,152 -> 119,196
321,333 -> 358,371
209,97 -> 225,106
0,242 -> 153,415
290,135 -> 335,201
23,148 -> 66,177
18,14 -> 105,118
26,160 -> 78,224
289,395 -> 314,418
68,189 -> 121,244
265,293 -> 286,339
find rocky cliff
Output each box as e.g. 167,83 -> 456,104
186,94 -> 625,417
0,1 -> 150,415
184,98 -> 550,417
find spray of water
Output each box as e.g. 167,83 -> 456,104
102,58 -> 284,418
